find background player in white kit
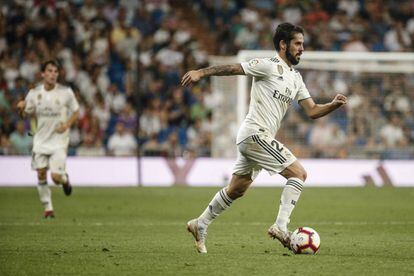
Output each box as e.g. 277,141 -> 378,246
17,60 -> 80,219
181,23 -> 347,253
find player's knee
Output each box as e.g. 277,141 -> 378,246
37,169 -> 47,181
285,162 -> 307,182
227,188 -> 245,199
299,169 -> 307,182
51,173 -> 61,184
227,174 -> 252,199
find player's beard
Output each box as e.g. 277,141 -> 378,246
286,47 -> 300,65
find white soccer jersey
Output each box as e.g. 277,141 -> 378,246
25,84 -> 79,154
237,54 -> 311,144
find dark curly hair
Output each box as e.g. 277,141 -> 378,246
273,23 -> 304,51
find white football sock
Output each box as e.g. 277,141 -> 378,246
37,180 -> 53,212
275,177 -> 304,232
198,187 -> 233,226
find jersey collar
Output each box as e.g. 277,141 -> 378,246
42,84 -> 57,92
275,53 -> 292,71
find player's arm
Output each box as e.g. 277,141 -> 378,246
16,100 -> 27,118
17,96 -> 36,118
56,110 -> 79,134
181,64 -> 245,87
299,94 -> 347,119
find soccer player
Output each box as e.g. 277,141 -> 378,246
17,60 -> 80,219
181,23 -> 347,253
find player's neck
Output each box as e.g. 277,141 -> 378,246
277,51 -> 293,68
44,83 -> 56,91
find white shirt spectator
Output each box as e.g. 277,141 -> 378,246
241,7 -> 259,24
20,58 -> 39,82
156,47 -> 183,67
343,38 -> 369,52
80,0 -> 97,21
384,90 -> 411,113
105,85 -> 126,113
108,123 -> 137,156
309,119 -> 336,147
380,123 -> 405,147
4,58 -> 19,89
153,27 -> 170,44
93,103 -> 110,131
174,29 -> 191,45
338,0 -> 360,18
140,109 -> 161,136
384,23 -> 412,51
283,6 -> 302,25
380,114 -> 406,147
347,85 -> 365,115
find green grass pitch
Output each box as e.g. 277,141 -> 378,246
1,186 -> 413,275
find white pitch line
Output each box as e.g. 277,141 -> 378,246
0,221 -> 414,227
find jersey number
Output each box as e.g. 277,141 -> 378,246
271,140 -> 283,152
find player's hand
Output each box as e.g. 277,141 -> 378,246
56,122 -> 69,133
331,94 -> 347,107
17,100 -> 26,111
16,100 -> 26,117
181,70 -> 202,87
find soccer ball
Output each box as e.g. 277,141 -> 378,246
290,227 -> 320,254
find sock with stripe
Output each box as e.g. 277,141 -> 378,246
37,180 -> 53,212
198,187 -> 233,226
275,177 -> 304,232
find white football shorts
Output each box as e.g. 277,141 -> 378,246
31,149 -> 67,174
233,133 -> 296,180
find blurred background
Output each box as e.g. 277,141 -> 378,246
0,0 -> 413,162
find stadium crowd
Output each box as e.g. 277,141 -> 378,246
0,0 -> 413,159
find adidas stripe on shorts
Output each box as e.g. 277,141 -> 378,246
233,133 -> 296,180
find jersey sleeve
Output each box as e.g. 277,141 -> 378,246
240,58 -> 273,78
24,90 -> 36,115
66,88 -> 80,112
296,74 -> 311,102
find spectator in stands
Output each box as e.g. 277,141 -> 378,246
117,103 -> 137,132
0,133 -> 12,155
384,21 -> 412,52
107,122 -> 137,156
9,120 -> 32,155
105,83 -> 126,114
1,0 -> 413,160
76,133 -> 105,157
164,131 -> 184,158
308,118 -> 339,157
380,114 -> 407,148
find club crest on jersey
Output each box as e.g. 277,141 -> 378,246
37,94 -> 42,100
277,65 -> 283,75
249,59 -> 259,67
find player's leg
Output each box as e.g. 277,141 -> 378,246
187,173 -> 252,253
268,160 -> 306,248
32,153 -> 54,218
274,160 -> 306,233
199,173 -> 252,225
247,134 -> 301,248
50,149 -> 72,196
187,141 -> 256,253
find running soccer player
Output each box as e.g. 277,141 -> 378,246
181,23 -> 347,253
17,60 -> 79,218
